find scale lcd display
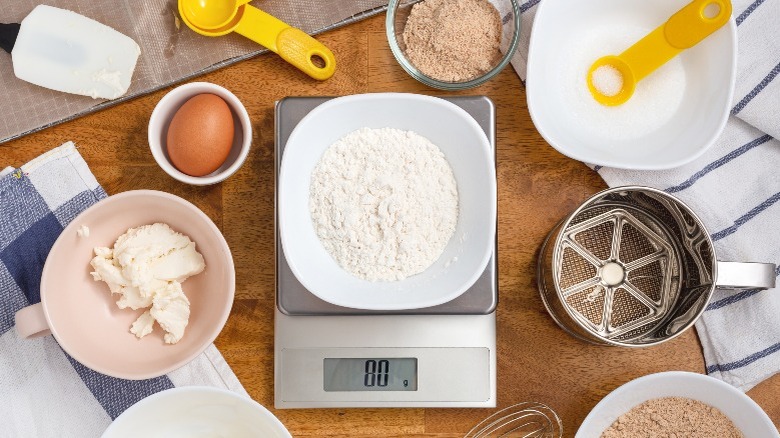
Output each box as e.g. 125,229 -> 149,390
323,358 -> 418,392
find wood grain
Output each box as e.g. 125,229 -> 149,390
2,13 -> 778,438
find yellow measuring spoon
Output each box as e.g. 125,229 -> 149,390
178,0 -> 336,81
179,0 -> 253,30
587,0 -> 731,106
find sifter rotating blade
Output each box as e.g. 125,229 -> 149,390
556,207 -> 682,342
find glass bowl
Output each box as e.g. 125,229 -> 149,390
386,0 -> 521,90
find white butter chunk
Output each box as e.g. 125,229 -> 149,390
90,223 -> 205,343
110,223 -> 205,297
130,311 -> 155,339
116,284 -> 154,310
150,282 -> 191,345
11,5 -> 141,99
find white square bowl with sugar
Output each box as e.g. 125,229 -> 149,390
526,0 -> 737,170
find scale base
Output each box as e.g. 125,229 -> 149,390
274,309 -> 497,409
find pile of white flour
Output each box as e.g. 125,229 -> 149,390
309,127 -> 459,281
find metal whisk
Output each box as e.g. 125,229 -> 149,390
464,402 -> 563,438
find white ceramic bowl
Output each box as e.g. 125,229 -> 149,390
278,93 -> 496,310
576,371 -> 779,437
527,0 -> 737,170
102,387 -> 291,438
148,82 -> 252,185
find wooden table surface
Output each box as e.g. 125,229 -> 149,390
4,13 -> 779,438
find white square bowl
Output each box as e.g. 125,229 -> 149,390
278,93 -> 496,311
527,0 -> 737,170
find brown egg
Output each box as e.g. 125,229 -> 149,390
166,94 -> 234,177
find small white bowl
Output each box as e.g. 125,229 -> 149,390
278,93 -> 496,310
148,82 -> 252,185
576,371 -> 779,437
102,387 -> 291,438
527,0 -> 737,170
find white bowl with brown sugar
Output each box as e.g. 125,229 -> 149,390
576,371 -> 779,438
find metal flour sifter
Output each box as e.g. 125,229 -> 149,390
538,186 -> 776,347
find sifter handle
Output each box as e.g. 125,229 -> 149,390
715,261 -> 776,290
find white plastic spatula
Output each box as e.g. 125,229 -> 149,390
0,5 -> 140,99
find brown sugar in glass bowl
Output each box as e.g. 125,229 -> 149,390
386,0 -> 521,90
403,0 -> 502,82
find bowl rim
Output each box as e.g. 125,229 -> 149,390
575,371 -> 780,437
41,190 -> 236,380
526,0 -> 738,170
148,82 -> 252,186
101,386 -> 291,437
385,0 -> 522,90
278,92 -> 497,310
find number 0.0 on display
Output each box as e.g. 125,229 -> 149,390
323,358 -> 418,392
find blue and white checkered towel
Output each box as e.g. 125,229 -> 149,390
0,143 -> 246,437
514,0 -> 780,391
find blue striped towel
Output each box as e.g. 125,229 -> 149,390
0,143 -> 245,436
513,0 -> 780,391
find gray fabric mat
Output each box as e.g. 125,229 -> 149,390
0,0 -> 387,144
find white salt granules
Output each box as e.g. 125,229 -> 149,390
591,65 -> 624,97
309,127 -> 459,282
558,24 -> 686,141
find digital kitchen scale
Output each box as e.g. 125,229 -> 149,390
274,96 -> 497,409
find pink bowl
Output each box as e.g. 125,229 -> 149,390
16,190 -> 235,380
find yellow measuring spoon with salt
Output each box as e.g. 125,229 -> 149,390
588,0 -> 731,106
178,0 -> 336,81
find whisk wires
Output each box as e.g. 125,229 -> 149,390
464,402 -> 563,438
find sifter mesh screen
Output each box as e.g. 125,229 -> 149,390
611,287 -> 653,328
573,221 -> 614,260
559,247 -> 596,290
619,223 -> 657,263
565,285 -> 605,327
627,260 -> 665,303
